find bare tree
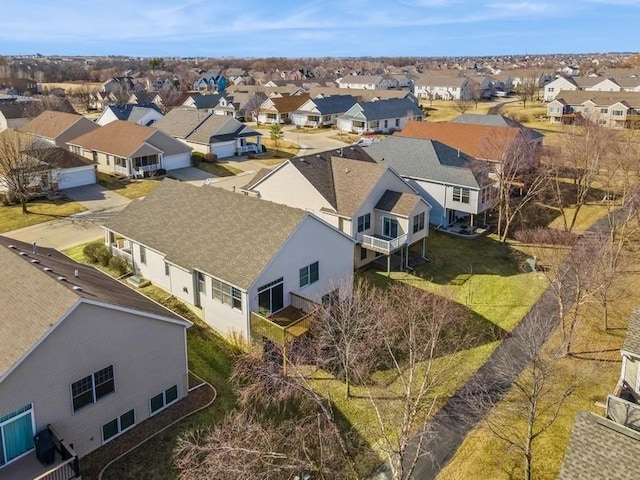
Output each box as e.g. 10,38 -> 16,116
244,91 -> 268,124
465,312 -> 583,480
0,130 -> 53,213
470,80 -> 483,108
69,85 -> 96,113
485,132 -> 548,241
455,98 -> 473,114
109,84 -> 131,105
514,73 -> 540,108
550,121 -> 614,232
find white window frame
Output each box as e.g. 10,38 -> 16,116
102,409 -> 135,444
149,385 -> 179,416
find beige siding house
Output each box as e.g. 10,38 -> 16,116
0,237 -> 190,477
21,111 -> 99,149
547,91 -> 640,129
242,146 -> 431,271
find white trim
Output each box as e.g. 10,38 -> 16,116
78,299 -> 192,328
148,384 -> 179,417
101,408 -> 136,444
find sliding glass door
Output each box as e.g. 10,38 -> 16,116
0,404 -> 35,466
257,277 -> 284,316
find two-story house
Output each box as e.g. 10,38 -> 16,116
336,97 -> 423,134
256,94 -> 310,125
337,75 -> 399,90
95,103 -> 163,127
547,91 -> 640,129
103,180 -> 354,341
241,146 -> 431,271
413,75 -> 473,101
0,237 -> 190,478
364,136 -> 493,232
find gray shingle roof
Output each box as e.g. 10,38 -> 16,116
375,190 -> 422,216
555,90 -> 640,108
623,309 -> 640,356
188,93 -> 223,110
107,103 -> 162,122
560,412 -> 640,480
342,98 -> 423,122
364,136 -> 490,189
307,95 -> 357,115
451,114 -> 544,141
103,180 -> 307,289
0,236 -> 187,378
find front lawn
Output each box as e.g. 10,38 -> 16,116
419,99 -> 497,122
196,162 -> 243,177
97,172 -> 160,199
0,199 -> 86,233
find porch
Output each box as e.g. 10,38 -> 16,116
358,233 -> 408,255
113,154 -> 161,178
606,382 -> 640,430
436,220 -> 489,239
1,425 -> 80,480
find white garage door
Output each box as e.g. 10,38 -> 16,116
211,141 -> 236,159
163,153 -> 192,171
57,166 -> 97,189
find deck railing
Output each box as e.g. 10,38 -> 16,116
606,394 -> 640,430
33,425 -> 79,480
359,233 -> 408,254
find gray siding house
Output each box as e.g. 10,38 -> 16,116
0,237 -> 190,478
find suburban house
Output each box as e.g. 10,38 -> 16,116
451,113 -> 544,143
213,92 -> 268,120
0,236 -> 190,478
547,91 -> 640,129
291,95 -> 357,128
413,75 -> 473,101
101,76 -> 137,93
67,120 -> 192,177
181,93 -> 224,112
256,94 -> 310,124
103,180 -> 354,341
241,146 -> 431,271
544,74 -> 640,101
364,136 -> 493,233
337,75 -> 399,90
192,69 -> 225,92
154,108 -> 262,157
95,104 -> 163,127
559,309 -> 640,479
336,97 -> 423,134
21,111 -> 99,149
0,103 -> 32,131
127,90 -> 163,108
396,120 -> 542,163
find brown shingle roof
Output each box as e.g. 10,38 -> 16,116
396,120 -> 525,162
104,180 -> 307,289
623,309 -> 640,356
331,156 -> 386,216
375,190 -> 422,216
267,94 -> 311,113
555,90 -> 640,108
68,120 -> 156,158
0,236 -> 187,379
21,110 -> 86,141
560,412 -> 640,480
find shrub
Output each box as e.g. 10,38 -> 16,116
204,152 -> 218,163
83,242 -> 112,265
109,255 -> 130,275
191,151 -> 205,167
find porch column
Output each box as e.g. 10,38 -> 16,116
484,210 -> 488,226
406,245 -> 410,269
400,247 -> 403,272
422,237 -> 427,259
470,214 -> 475,227
387,254 -> 391,277
104,229 -> 113,247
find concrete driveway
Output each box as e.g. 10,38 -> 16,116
64,184 -> 131,211
281,125 -> 351,154
167,167 -> 217,185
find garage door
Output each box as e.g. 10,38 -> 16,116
57,166 -> 97,189
211,141 -> 236,159
163,153 -> 192,171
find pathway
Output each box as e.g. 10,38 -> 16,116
379,207 -> 628,479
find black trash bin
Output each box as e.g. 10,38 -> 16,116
34,428 -> 56,465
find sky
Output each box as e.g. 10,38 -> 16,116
1,0 -> 639,58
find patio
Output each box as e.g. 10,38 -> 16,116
436,221 -> 489,239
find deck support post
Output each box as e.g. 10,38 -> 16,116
422,237 -> 427,259
387,254 -> 391,277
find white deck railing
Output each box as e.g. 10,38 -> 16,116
358,233 -> 408,254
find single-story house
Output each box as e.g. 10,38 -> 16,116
154,108 -> 262,158
0,236 -> 190,477
21,110 -> 99,149
291,95 -> 358,128
67,120 -> 192,177
95,103 -> 163,127
336,97 -> 423,134
256,94 -> 310,125
103,180 -> 355,341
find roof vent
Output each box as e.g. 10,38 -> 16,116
8,244 -> 16,249
31,259 -> 40,264
345,168 -> 351,174
72,285 -> 83,291
43,267 -> 53,272
19,251 -> 27,256
57,276 -> 67,282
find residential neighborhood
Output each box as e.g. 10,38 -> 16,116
1,5 -> 640,478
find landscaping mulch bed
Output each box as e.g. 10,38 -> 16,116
79,381 -> 215,480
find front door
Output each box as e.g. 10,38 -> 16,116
382,217 -> 399,239
257,278 -> 284,316
0,405 -> 35,467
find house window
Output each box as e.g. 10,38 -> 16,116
395,118 -> 400,127
71,365 -> 115,412
300,261 -> 319,288
164,262 -> 170,276
413,212 -> 425,233
452,187 -> 470,204
384,120 -> 388,128
102,409 -> 135,443
0,404 -> 35,466
382,217 -> 399,238
196,271 -> 205,293
360,247 -> 367,261
106,154 -> 111,166
212,279 -> 243,311
600,108 -> 608,114
150,385 -> 179,415
139,245 -> 146,265
612,110 -> 624,116
92,151 -> 98,163
548,87 -> 554,92
357,213 -> 371,233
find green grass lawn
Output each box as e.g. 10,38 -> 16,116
0,199 -> 86,233
97,172 -> 160,199
196,162 -> 244,177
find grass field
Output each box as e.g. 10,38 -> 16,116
0,199 -> 86,233
97,173 -> 160,199
420,99 -> 499,122
196,162 -> 243,177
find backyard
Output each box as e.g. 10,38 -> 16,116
0,199 -> 86,233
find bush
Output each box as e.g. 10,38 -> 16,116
191,151 -> 205,167
204,152 -> 218,163
514,227 -> 579,246
109,255 -> 130,275
83,242 -> 112,266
